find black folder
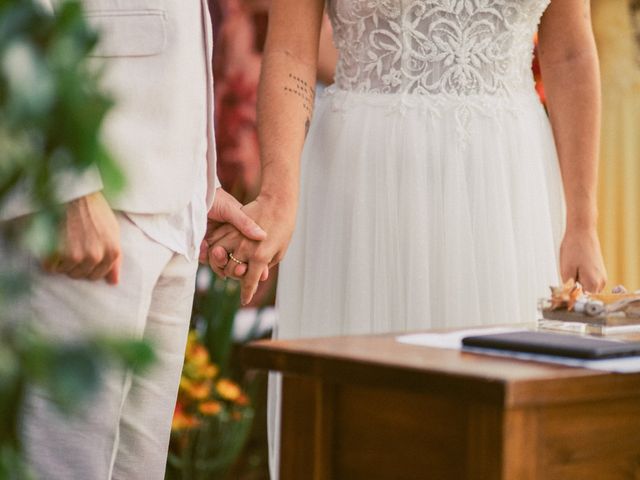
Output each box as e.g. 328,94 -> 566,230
462,331 -> 640,360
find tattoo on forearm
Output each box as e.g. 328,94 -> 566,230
284,73 -> 315,138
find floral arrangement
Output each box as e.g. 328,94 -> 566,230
166,273 -> 259,480
0,1 -> 152,477
171,331 -> 251,434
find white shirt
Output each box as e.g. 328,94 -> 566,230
127,152 -> 208,262
125,1 -> 209,261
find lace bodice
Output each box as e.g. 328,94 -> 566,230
329,0 -> 550,97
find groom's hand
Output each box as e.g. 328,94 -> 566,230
205,188 -> 267,241
218,194 -> 296,305
43,191 -> 122,284
200,188 -> 268,277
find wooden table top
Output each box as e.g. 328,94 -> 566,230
242,325 -> 640,408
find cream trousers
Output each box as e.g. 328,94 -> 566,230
17,214 -> 198,480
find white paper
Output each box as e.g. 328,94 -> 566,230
396,327 -> 640,373
396,327 -> 525,349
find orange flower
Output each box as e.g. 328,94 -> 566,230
179,376 -> 194,392
180,377 -> 211,400
189,344 -> 210,368
216,379 -> 242,401
172,404 -> 200,431
199,401 -> 222,416
235,393 -> 250,406
183,358 -> 218,381
190,382 -> 212,400
202,364 -> 219,379
182,332 -> 219,381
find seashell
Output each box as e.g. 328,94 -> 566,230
612,285 -> 628,294
573,297 -> 588,314
624,305 -> 640,318
567,288 -> 584,311
549,279 -> 582,310
590,293 -> 640,305
585,300 -> 605,317
606,297 -> 640,313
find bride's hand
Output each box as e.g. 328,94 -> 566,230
199,187 -> 269,279
559,226 -> 607,293
212,194 -> 297,305
203,224 -> 268,281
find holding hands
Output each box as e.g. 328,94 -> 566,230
201,191 -> 296,305
45,187 -> 283,300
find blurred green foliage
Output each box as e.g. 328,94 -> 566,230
0,1 -> 151,478
0,0 -> 124,253
195,272 -> 243,377
166,271 -> 264,480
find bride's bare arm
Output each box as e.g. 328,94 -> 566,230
257,0 -> 324,208
538,0 -> 607,292
212,0 -> 325,304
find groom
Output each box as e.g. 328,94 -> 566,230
0,1 -> 266,479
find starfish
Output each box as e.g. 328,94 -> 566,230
549,278 -> 583,311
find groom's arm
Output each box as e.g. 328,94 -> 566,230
43,191 -> 122,284
50,186 -> 267,285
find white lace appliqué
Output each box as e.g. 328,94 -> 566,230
326,0 -> 550,147
329,0 -> 550,97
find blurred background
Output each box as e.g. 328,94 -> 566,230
188,1 -> 640,477
168,1 -> 640,478
1,1 -> 638,479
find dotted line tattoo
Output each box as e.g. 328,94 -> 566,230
284,73 -> 315,138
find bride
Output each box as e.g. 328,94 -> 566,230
206,0 -> 607,476
210,0 -> 606,338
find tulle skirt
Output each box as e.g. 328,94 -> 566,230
278,87 -> 563,337
269,86 -> 564,478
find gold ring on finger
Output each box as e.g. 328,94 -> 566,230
228,252 -> 247,265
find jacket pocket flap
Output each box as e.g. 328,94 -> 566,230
87,10 -> 167,57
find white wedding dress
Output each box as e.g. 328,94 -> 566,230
270,1 -> 563,476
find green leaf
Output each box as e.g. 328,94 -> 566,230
100,338 -> 156,373
20,211 -> 59,256
34,343 -> 103,414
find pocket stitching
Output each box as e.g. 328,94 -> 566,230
85,9 -> 166,18
87,10 -> 167,58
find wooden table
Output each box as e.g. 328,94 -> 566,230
242,326 -> 640,480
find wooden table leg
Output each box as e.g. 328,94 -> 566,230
280,375 -> 336,480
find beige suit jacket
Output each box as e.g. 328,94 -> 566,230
1,0 -> 218,220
